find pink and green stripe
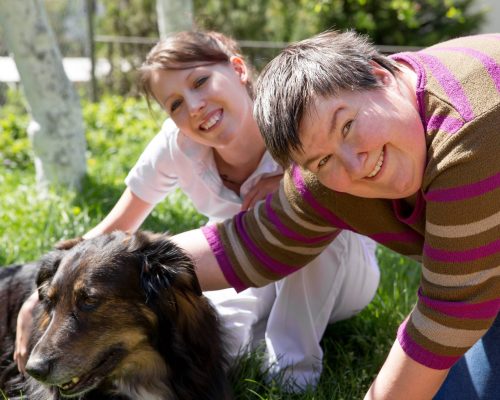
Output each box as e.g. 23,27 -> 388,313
425,171 -> 500,202
417,52 -> 474,122
202,224 -> 247,292
418,289 -> 500,319
234,211 -> 299,277
397,319 -> 461,369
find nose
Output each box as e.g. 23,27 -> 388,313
25,355 -> 54,382
339,148 -> 368,178
186,94 -> 206,117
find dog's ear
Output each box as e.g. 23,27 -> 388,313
54,236 -> 84,250
129,231 -> 202,302
34,237 -> 81,288
35,250 -> 64,291
130,232 -> 231,399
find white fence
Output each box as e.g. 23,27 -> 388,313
0,57 -> 113,83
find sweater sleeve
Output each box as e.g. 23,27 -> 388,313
202,165 -> 341,291
397,107 -> 500,369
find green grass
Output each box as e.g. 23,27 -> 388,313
0,90 -> 421,399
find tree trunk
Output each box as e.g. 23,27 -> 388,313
156,0 -> 194,39
0,0 -> 86,189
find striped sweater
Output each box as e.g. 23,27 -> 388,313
202,34 -> 500,369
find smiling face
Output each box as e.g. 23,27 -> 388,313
292,66 -> 426,199
149,58 -> 253,149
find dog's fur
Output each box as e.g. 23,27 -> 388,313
0,231 -> 231,399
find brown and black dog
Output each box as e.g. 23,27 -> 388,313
0,231 -> 232,399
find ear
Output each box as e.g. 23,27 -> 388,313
130,231 -> 202,304
230,55 -> 249,85
35,250 -> 64,297
369,60 -> 392,85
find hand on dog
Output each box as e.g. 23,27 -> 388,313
14,237 -> 83,375
15,291 -> 39,375
241,174 -> 282,211
54,236 -> 84,250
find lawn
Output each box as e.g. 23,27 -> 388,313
0,90 -> 421,399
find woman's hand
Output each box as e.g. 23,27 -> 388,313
83,187 -> 154,239
14,291 -> 39,374
364,339 -> 448,400
241,174 -> 282,211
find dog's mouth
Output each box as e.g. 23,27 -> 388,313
57,345 -> 127,397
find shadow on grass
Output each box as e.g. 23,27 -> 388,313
68,174 -> 123,219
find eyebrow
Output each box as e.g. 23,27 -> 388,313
161,68 -> 199,108
302,106 -> 344,170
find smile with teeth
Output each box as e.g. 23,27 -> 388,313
366,149 -> 384,178
59,376 -> 80,391
200,110 -> 222,130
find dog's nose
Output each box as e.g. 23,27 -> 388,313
25,357 -> 53,381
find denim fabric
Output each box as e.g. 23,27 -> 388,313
434,314 -> 500,400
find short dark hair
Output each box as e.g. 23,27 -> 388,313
254,30 -> 398,167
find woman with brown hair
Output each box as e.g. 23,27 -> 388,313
16,31 -> 380,391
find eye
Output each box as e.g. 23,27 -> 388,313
194,76 -> 208,88
170,99 -> 182,113
342,120 -> 353,137
77,292 -> 100,312
41,296 -> 55,311
317,155 -> 331,170
39,286 -> 56,310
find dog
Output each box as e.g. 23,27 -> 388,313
0,230 -> 232,399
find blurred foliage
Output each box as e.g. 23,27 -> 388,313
194,0 -> 311,42
0,0 -> 488,96
82,94 -> 162,179
95,0 -> 486,93
95,0 -> 157,38
93,0 -> 158,95
0,89 -> 31,170
306,0 -> 486,46
43,0 -> 89,56
195,0 -> 486,46
0,88 -> 162,174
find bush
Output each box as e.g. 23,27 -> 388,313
309,0 -> 486,46
47,0 -> 487,95
0,89 -> 32,170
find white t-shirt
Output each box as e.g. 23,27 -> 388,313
125,119 -> 282,223
125,119 -> 380,390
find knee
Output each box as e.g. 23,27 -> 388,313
357,262 -> 380,308
331,249 -> 380,322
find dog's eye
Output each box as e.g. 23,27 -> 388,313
38,284 -> 55,309
40,291 -> 56,311
41,297 -> 54,311
77,294 -> 100,312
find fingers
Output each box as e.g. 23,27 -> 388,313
15,292 -> 38,375
241,175 -> 282,211
241,189 -> 269,211
54,236 -> 84,250
241,191 -> 256,211
15,313 -> 30,375
14,327 -> 28,375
